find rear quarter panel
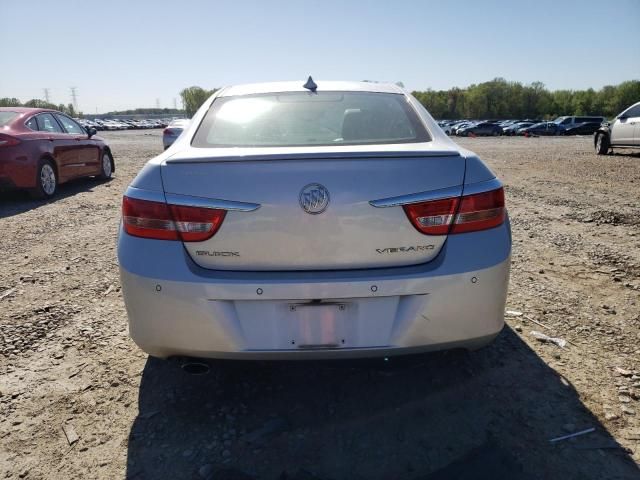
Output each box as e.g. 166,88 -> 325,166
0,132 -> 55,189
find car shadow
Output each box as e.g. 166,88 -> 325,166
611,150 -> 640,158
0,176 -> 113,219
126,328 -> 639,480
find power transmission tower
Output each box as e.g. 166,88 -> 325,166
156,98 -> 160,109
173,98 -> 177,110
70,87 -> 78,110
43,88 -> 50,103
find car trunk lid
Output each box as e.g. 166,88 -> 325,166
161,148 -> 465,271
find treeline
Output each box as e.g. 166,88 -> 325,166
412,79 -> 640,120
0,98 -> 185,117
0,97 -> 77,117
5,79 -> 638,121
105,107 -> 184,115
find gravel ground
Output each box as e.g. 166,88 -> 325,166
1,131 -> 639,479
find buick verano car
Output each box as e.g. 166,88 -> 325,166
118,80 -> 511,360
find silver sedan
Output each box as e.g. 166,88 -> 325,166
118,79 -> 511,360
162,118 -> 190,150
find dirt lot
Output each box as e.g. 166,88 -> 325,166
1,131 -> 639,479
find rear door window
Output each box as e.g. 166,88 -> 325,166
54,114 -> 85,134
25,116 -> 39,131
576,117 -> 599,123
36,113 -> 63,133
623,105 -> 640,118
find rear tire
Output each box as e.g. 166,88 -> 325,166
595,133 -> 609,155
99,151 -> 114,180
29,159 -> 57,199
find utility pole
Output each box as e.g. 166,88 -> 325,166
173,98 -> 177,110
43,88 -> 50,103
70,87 -> 78,111
155,98 -> 160,109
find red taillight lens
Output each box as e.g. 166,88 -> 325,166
122,196 -> 226,241
0,134 -> 21,147
403,187 -> 505,235
450,187 -> 505,233
403,197 -> 459,235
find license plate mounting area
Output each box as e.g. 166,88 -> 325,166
287,302 -> 348,349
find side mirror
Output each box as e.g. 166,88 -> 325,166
87,127 -> 97,138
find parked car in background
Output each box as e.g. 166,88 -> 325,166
562,122 -> 602,136
595,101 -> 640,154
0,107 -> 114,198
450,121 -> 474,135
77,118 -> 170,131
457,122 -> 502,136
118,80 -> 511,361
100,120 -> 120,131
518,122 -> 564,136
437,121 -> 453,135
162,119 -> 190,149
502,121 -> 536,135
496,120 -> 519,130
554,115 -> 605,130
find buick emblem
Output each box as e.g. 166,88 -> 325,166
299,183 -> 330,214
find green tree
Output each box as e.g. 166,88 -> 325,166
0,98 -> 22,107
180,86 -> 217,117
610,80 -> 640,116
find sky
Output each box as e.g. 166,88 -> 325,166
1,0 -> 639,113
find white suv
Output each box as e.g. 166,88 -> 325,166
595,102 -> 640,154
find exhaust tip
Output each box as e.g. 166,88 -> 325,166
181,361 -> 210,375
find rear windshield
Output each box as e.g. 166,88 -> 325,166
0,111 -> 19,126
192,92 -> 431,147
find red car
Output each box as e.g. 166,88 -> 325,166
0,107 -> 114,198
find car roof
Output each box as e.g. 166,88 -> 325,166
218,80 -> 405,97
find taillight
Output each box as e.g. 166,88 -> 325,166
403,197 -> 459,235
403,187 -> 505,235
122,196 -> 226,241
450,188 -> 505,233
0,134 -> 20,147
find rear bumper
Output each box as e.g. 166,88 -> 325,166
0,149 -> 37,189
118,219 -> 511,359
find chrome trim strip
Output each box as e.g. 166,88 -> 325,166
369,185 -> 462,208
461,177 -> 503,196
369,178 -> 503,208
124,186 -> 166,203
124,187 -> 261,212
165,193 -> 261,212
